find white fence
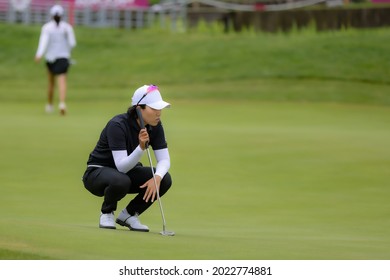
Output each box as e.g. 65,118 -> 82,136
0,0 -> 187,30
0,0 -> 341,31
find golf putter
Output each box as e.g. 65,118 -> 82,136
136,107 -> 175,236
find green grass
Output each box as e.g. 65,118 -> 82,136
0,23 -> 389,260
0,101 -> 389,259
1,24 -> 389,103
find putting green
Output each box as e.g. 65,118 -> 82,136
0,100 -> 389,259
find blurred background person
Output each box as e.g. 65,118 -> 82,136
35,4 -> 76,116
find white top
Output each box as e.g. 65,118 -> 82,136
36,20 -> 76,62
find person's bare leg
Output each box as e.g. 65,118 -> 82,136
57,74 -> 67,115
46,70 -> 55,113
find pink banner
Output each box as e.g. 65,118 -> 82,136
74,0 -> 149,8
28,0 -> 149,9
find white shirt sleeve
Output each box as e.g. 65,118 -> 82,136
35,26 -> 49,58
112,146 -> 144,173
112,147 -> 170,178
154,148 -> 171,178
66,24 -> 76,49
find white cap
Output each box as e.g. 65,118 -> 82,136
50,5 -> 64,16
131,85 -> 170,110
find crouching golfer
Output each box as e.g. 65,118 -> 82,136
82,85 -> 172,231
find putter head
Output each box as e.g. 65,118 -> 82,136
160,230 -> 175,236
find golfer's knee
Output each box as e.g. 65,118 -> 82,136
160,172 -> 172,196
110,175 -> 131,196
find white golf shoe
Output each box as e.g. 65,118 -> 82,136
116,209 -> 149,232
59,102 -> 66,116
99,212 -> 116,229
45,104 -> 54,114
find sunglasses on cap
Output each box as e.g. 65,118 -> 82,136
136,85 -> 159,106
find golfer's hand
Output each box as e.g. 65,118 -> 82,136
139,128 -> 149,150
141,175 -> 162,203
34,56 -> 41,63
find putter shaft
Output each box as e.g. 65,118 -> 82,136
146,148 -> 167,232
136,107 -> 173,235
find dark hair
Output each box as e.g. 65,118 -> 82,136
127,105 -> 146,119
54,15 -> 61,26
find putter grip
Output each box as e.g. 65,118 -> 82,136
136,107 -> 149,148
136,107 -> 145,129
